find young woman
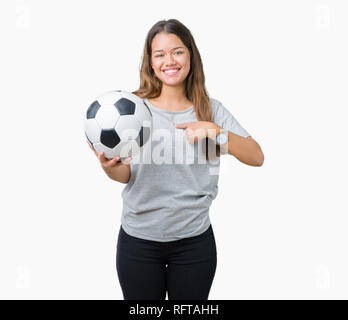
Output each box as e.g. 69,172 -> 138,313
88,19 -> 264,300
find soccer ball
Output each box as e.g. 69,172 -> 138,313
84,90 -> 152,160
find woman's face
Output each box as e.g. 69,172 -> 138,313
151,33 -> 191,87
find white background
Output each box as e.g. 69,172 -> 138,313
1,0 -> 347,299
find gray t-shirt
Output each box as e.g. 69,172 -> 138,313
120,97 -> 250,242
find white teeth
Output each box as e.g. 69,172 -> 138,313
164,69 -> 179,74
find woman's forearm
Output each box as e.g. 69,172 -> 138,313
105,164 -> 131,184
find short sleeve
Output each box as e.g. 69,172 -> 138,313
210,98 -> 250,138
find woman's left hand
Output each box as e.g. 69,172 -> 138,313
175,121 -> 220,144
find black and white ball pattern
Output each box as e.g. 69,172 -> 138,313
84,90 -> 152,160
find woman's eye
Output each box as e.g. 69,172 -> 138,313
155,51 -> 183,58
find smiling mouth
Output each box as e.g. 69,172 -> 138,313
163,68 -> 181,76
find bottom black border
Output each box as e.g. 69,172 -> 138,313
0,300 -> 346,318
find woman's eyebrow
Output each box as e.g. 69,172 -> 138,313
153,46 -> 184,53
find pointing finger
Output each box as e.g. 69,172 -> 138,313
175,123 -> 188,129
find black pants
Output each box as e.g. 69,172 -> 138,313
116,224 -> 217,300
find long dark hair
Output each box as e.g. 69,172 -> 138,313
132,19 -> 220,160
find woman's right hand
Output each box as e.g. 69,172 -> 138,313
87,140 -> 132,170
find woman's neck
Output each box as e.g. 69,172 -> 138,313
156,84 -> 188,106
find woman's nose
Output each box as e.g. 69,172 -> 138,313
165,53 -> 175,64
